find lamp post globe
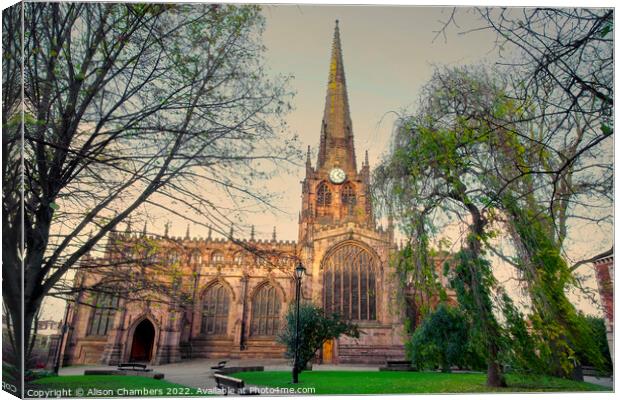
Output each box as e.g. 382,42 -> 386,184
295,262 -> 305,279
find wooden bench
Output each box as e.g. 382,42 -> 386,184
210,360 -> 227,370
117,363 -> 152,372
213,374 -> 259,396
379,360 -> 415,371
387,360 -> 411,367
582,366 -> 611,377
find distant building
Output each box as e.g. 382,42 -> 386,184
34,320 -> 62,369
593,253 -> 614,363
62,21 -> 450,367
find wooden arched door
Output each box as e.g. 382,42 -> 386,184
130,319 -> 155,362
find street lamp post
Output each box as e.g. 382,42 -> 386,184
292,262 -> 305,384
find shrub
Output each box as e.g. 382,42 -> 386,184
277,302 -> 359,375
407,303 -> 485,372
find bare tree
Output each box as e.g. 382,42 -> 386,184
2,2 -> 300,385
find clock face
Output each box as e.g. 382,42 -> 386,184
329,168 -> 346,184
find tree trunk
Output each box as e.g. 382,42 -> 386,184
5,299 -> 24,397
486,344 -> 507,387
465,201 -> 506,388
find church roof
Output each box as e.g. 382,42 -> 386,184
317,20 -> 357,173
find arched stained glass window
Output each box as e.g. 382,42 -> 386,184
322,243 -> 377,321
250,284 -> 281,336
201,283 -> 230,335
87,292 -> 119,336
316,182 -> 332,207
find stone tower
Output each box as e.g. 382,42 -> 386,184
299,20 -> 375,241
298,21 -> 404,364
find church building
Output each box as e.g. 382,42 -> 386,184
62,21 -> 409,366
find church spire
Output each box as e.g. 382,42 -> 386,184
317,20 -> 357,173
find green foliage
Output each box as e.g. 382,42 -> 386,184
277,303 -> 359,374
407,304 -> 486,372
449,247 -> 506,381
394,240 -> 446,333
503,195 -> 607,376
573,315 -> 612,374
498,292 -> 545,374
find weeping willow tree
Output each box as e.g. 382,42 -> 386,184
375,65 -> 609,382
375,67 -> 510,387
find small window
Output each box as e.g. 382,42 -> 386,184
341,183 -> 356,205
234,252 -> 244,265
141,245 -> 158,265
255,256 -> 269,267
172,275 -> 182,292
167,251 -> 180,265
341,183 -> 356,215
317,182 -> 332,207
190,250 -> 202,267
211,251 -> 224,263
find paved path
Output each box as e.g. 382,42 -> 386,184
583,375 -> 613,389
60,359 -> 292,390
59,358 -> 382,392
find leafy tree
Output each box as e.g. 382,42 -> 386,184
407,304 -> 485,372
277,303 -> 359,376
2,3 -> 299,390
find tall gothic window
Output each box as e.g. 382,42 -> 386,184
201,283 -> 230,335
250,284 -> 281,336
87,292 -> 119,336
322,243 -> 377,321
341,183 -> 356,215
316,182 -> 332,207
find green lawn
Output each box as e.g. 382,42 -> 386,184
230,370 -> 610,394
26,370 -> 610,397
28,375 -> 204,397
